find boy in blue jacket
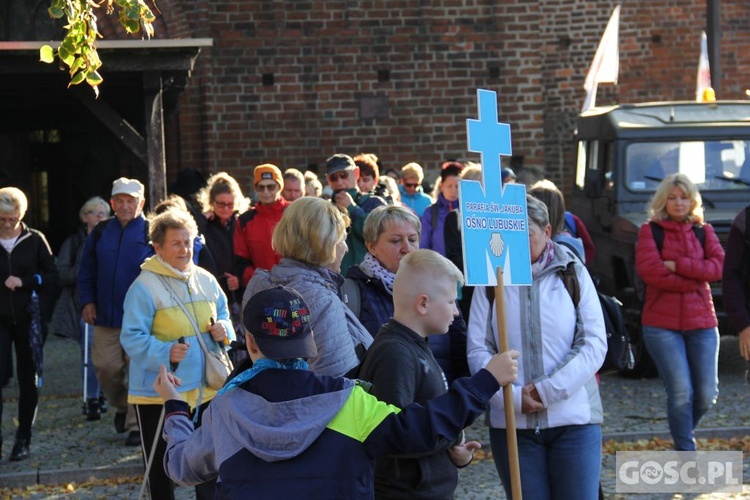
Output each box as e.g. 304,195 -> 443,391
154,286 -> 518,499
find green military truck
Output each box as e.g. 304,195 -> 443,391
570,101 -> 750,377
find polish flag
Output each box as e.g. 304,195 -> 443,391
582,5 -> 620,112
696,31 -> 712,102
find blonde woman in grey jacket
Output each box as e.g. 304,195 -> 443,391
243,197 -> 373,377
467,195 -> 606,500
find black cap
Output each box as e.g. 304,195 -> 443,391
326,154 -> 356,176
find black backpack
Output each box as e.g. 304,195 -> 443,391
485,261 -> 633,372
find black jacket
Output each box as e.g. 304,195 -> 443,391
202,213 -> 239,297
0,224 -> 58,324
358,319 -> 460,499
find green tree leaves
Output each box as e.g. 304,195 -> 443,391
39,0 -> 157,97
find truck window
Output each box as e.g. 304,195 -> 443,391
575,139 -> 601,189
625,140 -> 750,192
575,140 -> 587,189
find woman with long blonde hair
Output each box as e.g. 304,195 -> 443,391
635,173 -> 724,451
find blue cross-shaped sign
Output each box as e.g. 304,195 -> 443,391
459,89 -> 531,286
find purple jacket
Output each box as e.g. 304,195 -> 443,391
420,193 -> 458,257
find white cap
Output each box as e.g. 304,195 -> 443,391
111,178 -> 145,198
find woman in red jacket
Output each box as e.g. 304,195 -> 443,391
635,173 -> 724,451
234,164 -> 289,286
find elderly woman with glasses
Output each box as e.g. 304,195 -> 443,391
121,207 -> 235,499
197,172 -> 248,296
50,197 -> 110,421
234,164 -> 289,287
0,187 -> 58,462
244,197 -> 373,377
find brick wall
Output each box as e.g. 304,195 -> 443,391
160,1 -> 750,195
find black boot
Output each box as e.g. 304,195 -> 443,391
9,439 -> 29,461
85,398 -> 101,421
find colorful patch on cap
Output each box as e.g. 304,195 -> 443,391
262,298 -> 311,337
261,172 -> 273,179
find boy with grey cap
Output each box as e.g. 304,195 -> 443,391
153,285 -> 518,498
78,177 -> 153,446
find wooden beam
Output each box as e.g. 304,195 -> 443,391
72,87 -> 147,164
144,71 -> 166,207
0,39 -> 213,50
0,39 -> 211,74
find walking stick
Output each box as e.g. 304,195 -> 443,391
494,267 -> 522,499
82,323 -> 90,408
138,406 -> 166,500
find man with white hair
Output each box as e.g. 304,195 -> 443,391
78,177 -> 153,446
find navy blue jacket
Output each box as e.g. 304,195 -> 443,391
77,215 -> 153,328
346,264 -> 470,384
161,367 -> 500,499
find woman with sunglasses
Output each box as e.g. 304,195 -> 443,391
234,164 -> 289,287
398,162 -> 433,217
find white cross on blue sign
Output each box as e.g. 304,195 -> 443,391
459,89 -> 531,286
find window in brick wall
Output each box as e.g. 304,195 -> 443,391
359,96 -> 390,120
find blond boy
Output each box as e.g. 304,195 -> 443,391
359,249 -> 489,499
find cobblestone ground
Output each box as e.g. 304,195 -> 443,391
1,335 -> 748,498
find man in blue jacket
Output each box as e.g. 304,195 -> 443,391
154,286 -> 519,498
78,178 -> 153,446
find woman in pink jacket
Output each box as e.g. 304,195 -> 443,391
635,173 -> 724,451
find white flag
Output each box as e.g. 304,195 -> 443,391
696,31 -> 712,102
582,5 -> 620,112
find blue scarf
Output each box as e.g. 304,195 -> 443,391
217,357 -> 309,395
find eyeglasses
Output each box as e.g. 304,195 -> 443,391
328,170 -> 351,182
256,183 -> 278,193
213,201 -> 235,209
403,182 -> 419,188
0,216 -> 20,225
86,211 -> 109,217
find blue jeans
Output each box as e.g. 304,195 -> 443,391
490,424 -> 601,500
79,320 -> 100,400
642,326 -> 719,451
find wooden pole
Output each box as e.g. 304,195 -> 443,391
494,267 -> 522,499
144,71 -> 167,209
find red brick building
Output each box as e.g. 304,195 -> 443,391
2,0 -> 750,245
164,0 -> 750,190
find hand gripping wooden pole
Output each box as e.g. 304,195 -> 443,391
494,267 -> 522,499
